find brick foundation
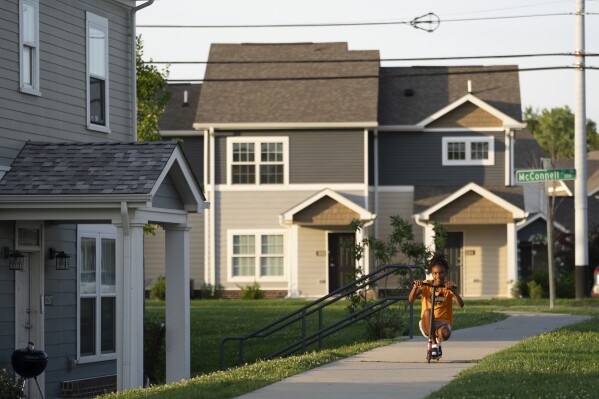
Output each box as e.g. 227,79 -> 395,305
61,375 -> 116,398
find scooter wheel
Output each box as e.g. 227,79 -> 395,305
426,351 -> 432,363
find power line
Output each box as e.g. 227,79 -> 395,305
144,52 -> 588,66
164,65 -> 590,83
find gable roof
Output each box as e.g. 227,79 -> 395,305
378,65 -> 522,126
414,183 -> 526,221
555,151 -> 599,196
0,142 -> 205,209
194,42 -> 380,128
159,83 -> 202,133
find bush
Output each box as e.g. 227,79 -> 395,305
0,368 -> 23,399
200,282 -> 224,299
239,282 -> 264,299
527,280 -> 543,299
144,316 -> 166,385
511,278 -> 529,298
150,276 -> 166,301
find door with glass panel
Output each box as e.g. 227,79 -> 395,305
79,228 -> 116,361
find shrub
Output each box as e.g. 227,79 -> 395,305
511,278 -> 529,298
0,368 -> 23,399
150,276 -> 166,300
527,280 -> 543,299
200,282 -> 224,299
239,282 -> 264,299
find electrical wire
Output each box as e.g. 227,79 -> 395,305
164,65 -> 587,83
143,52 -> 586,66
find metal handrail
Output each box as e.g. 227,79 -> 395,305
220,264 -> 426,370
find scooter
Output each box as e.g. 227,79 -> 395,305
421,282 -> 445,363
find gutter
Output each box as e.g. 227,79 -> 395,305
134,0 -> 154,11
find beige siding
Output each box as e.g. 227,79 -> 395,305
426,102 -> 503,128
455,225 -> 507,298
297,227 -> 328,297
215,189 -> 365,291
143,212 -> 205,290
431,192 -> 513,224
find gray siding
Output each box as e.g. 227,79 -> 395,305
43,223 -> 115,398
179,136 -> 204,185
378,131 -> 506,186
214,130 -> 365,185
152,174 -> 184,210
0,222 -> 15,372
0,0 -> 135,166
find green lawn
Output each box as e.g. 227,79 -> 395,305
426,316 -> 599,399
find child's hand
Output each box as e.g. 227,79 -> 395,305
413,280 -> 423,287
444,280 -> 457,290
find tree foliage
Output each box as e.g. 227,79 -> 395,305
523,106 -> 599,162
136,35 -> 170,142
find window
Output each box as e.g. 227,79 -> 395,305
442,136 -> 494,166
229,231 -> 285,281
78,227 -> 116,361
227,138 -> 288,185
86,12 -> 109,132
19,0 -> 40,95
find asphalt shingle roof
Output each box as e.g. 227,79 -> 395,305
0,142 -> 178,195
159,84 -> 202,131
378,66 -> 522,126
196,42 -> 380,124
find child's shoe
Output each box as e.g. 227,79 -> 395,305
431,345 -> 439,357
437,345 -> 442,357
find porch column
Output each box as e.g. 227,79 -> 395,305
287,225 -> 299,298
115,222 -> 145,391
507,222 -> 517,296
164,224 -> 191,382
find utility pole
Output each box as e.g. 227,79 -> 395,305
574,0 -> 588,299
542,158 -> 556,309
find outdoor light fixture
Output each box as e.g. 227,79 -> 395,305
49,248 -> 70,271
3,247 -> 25,271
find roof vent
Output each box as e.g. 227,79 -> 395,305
404,88 -> 414,97
182,90 -> 189,107
467,80 -> 472,93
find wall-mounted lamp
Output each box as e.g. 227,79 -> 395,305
49,248 -> 70,271
3,247 -> 24,271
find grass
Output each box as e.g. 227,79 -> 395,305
426,316 -> 599,399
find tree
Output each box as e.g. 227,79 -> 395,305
136,35 -> 170,142
523,106 -> 599,161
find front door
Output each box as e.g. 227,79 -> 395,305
328,233 -> 355,293
15,252 -> 45,398
444,232 -> 463,293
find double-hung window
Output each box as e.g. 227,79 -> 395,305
86,12 -> 109,132
19,0 -> 40,95
227,137 -> 288,185
442,136 -> 494,166
78,226 -> 116,361
229,231 -> 285,281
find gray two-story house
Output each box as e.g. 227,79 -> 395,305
147,43 -> 549,300
0,1 -> 205,397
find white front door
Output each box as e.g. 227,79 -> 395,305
15,251 -> 45,399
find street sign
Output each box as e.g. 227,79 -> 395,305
515,168 -> 576,183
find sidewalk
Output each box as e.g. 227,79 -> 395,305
236,312 -> 589,399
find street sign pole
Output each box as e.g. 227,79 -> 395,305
542,158 -> 556,310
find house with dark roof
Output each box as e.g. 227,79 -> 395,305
0,1 -> 205,397
147,43 -> 553,300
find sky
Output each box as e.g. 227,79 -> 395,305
136,0 -> 599,122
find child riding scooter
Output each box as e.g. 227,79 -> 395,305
408,253 -> 464,360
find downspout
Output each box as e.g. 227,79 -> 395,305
373,129 -> 379,238
209,127 -> 216,285
131,1 -> 155,142
204,129 -> 210,285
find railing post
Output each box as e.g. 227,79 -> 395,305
301,308 -> 306,353
318,308 -> 323,350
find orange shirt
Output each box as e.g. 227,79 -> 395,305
420,282 -> 455,327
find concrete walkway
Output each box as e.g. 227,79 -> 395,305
236,312 -> 589,399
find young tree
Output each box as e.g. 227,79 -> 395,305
136,35 -> 170,142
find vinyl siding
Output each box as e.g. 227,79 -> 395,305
0,0 -> 134,166
152,174 -> 184,210
297,227 -> 328,297
143,212 -> 205,290
215,189 -> 364,290
374,190 -> 418,264
378,131 -> 505,186
456,225 -> 508,298
179,136 -> 204,185
214,130 -> 365,185
0,222 -> 15,372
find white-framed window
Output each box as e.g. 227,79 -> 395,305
19,0 -> 40,95
442,136 -> 494,166
77,225 -> 116,362
228,230 -> 286,282
227,137 -> 289,185
86,12 -> 110,132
